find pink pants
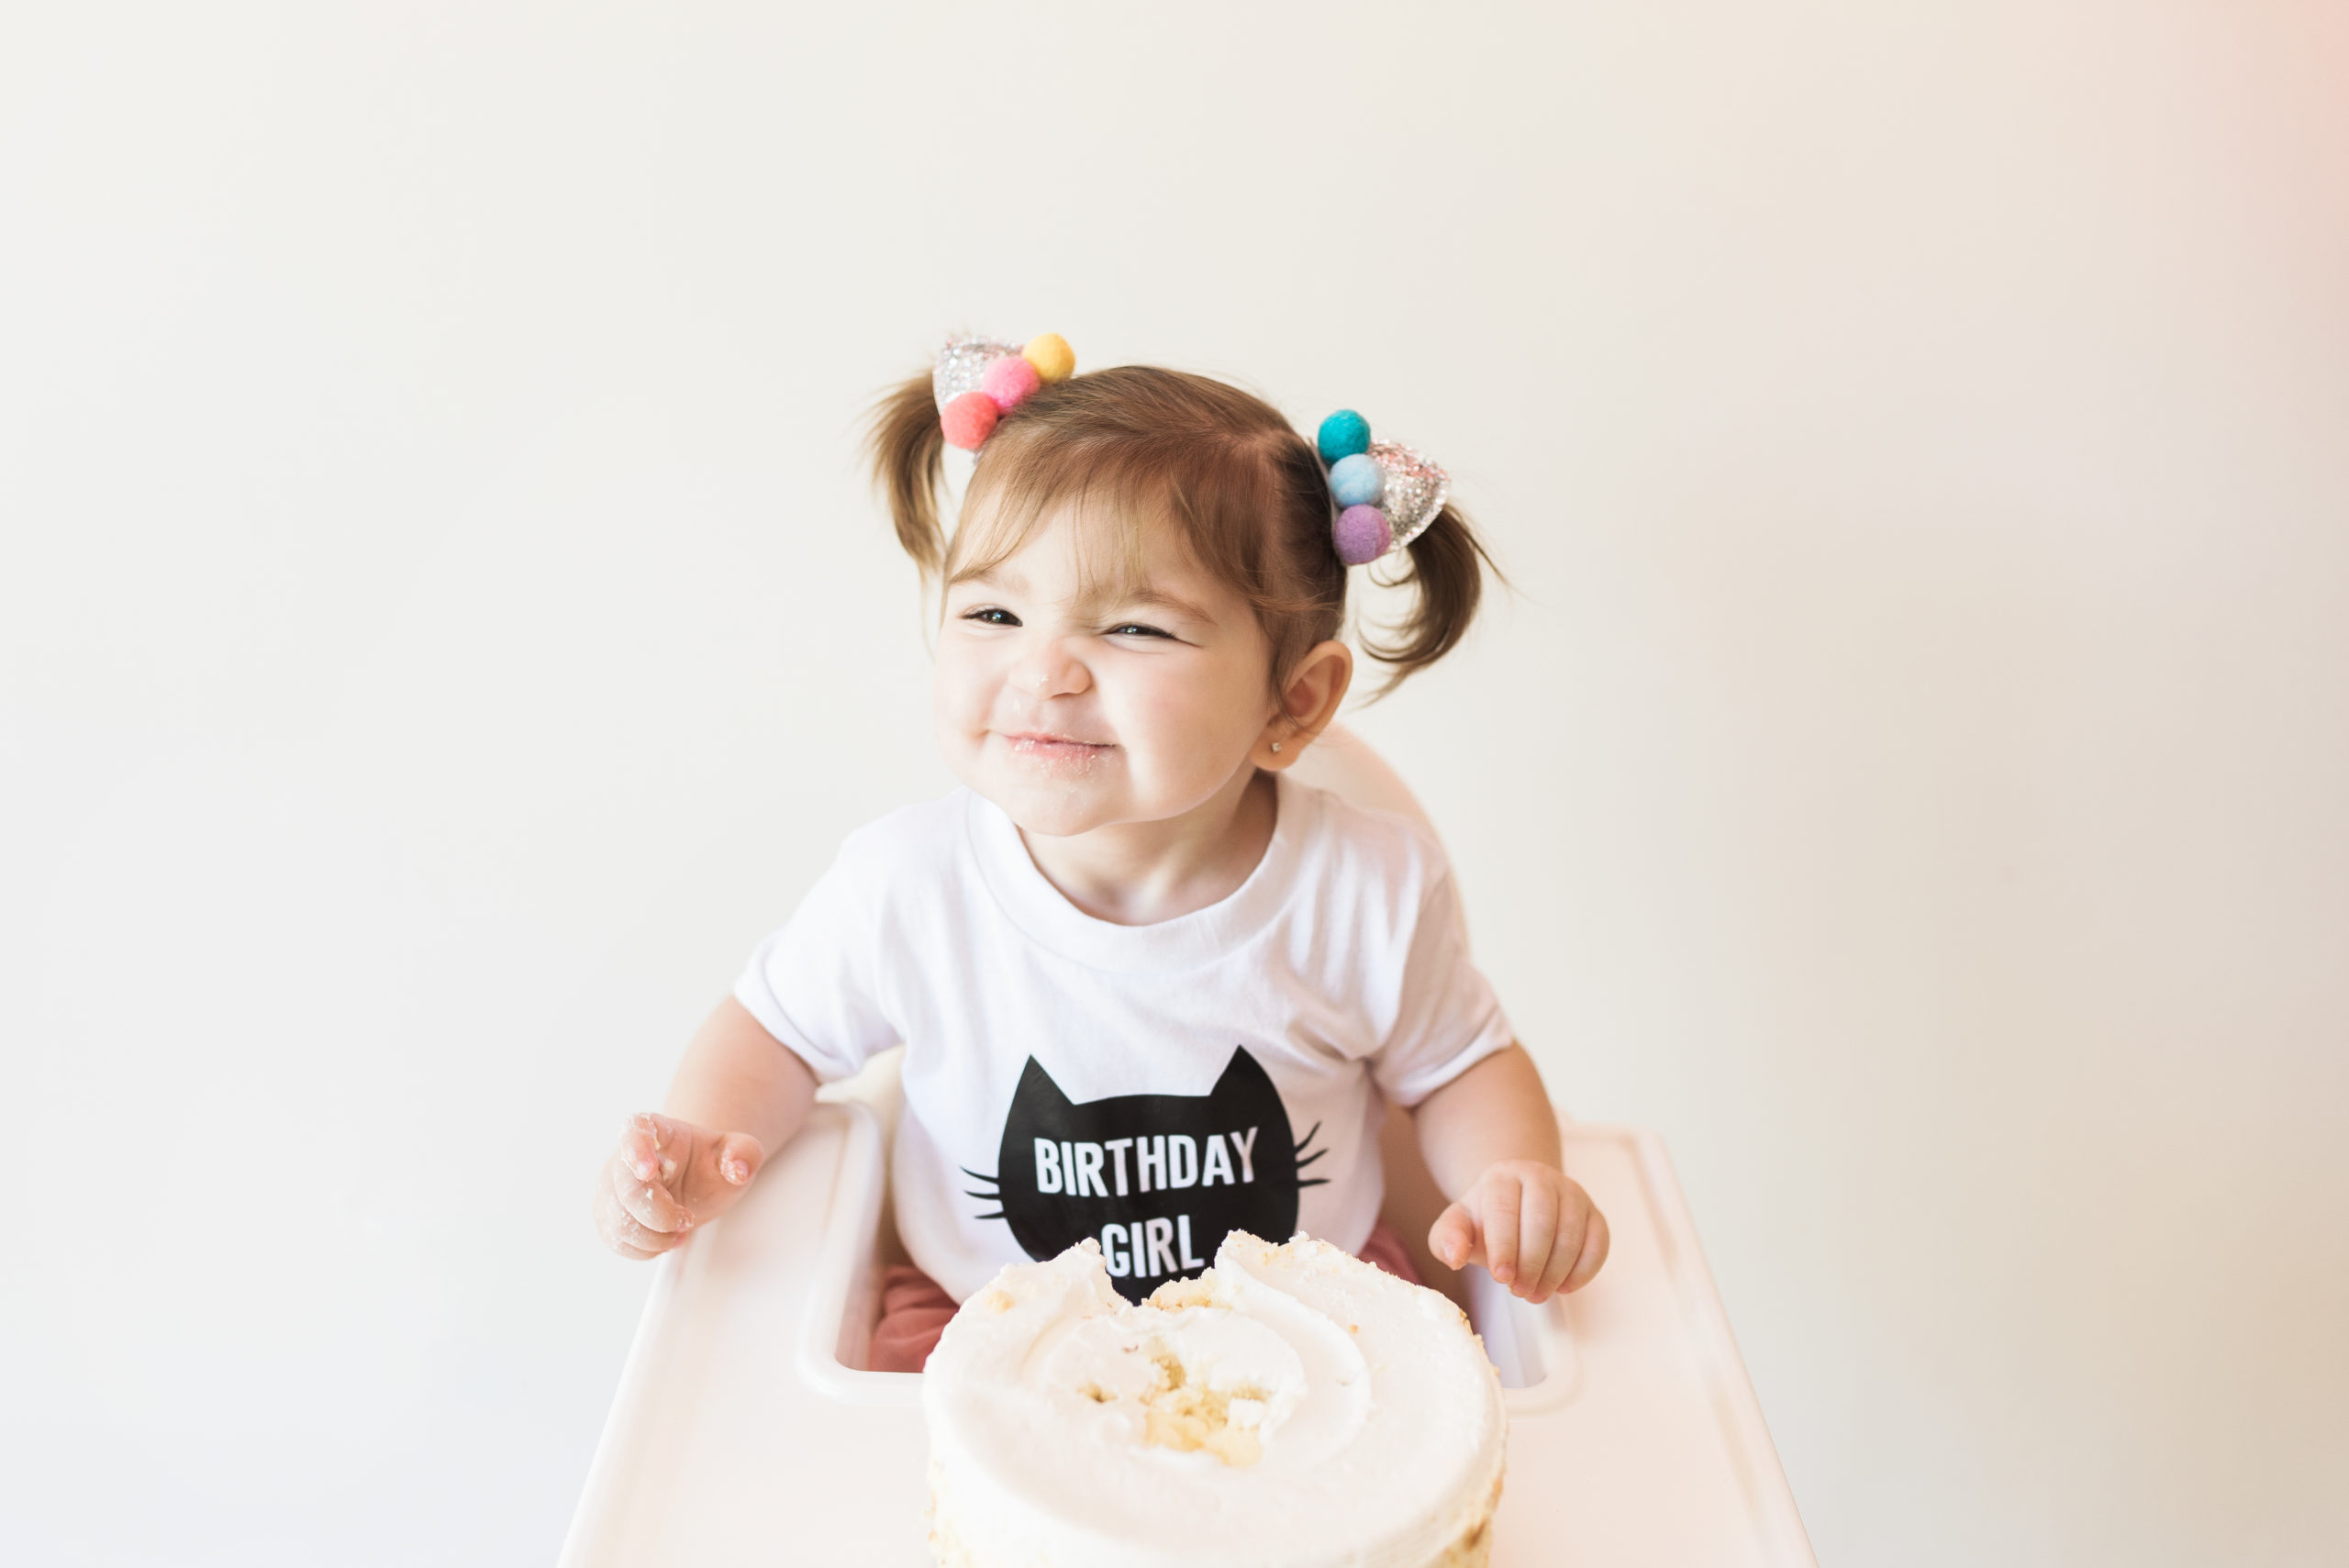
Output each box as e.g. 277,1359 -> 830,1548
867,1220 -> 1425,1374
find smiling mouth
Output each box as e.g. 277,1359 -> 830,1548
1000,731 -> 1118,763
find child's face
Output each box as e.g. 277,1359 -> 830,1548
935,506 -> 1281,839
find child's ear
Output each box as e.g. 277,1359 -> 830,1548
1252,640 -> 1353,771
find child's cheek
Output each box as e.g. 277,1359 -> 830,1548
932,652 -> 990,763
1121,669 -> 1238,796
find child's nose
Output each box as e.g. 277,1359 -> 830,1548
1021,639 -> 1092,700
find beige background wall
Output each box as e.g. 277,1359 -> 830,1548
5,3 -> 2343,1562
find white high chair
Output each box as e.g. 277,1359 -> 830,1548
561,728 -> 1818,1567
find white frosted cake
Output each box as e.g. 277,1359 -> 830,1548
922,1231 -> 1507,1568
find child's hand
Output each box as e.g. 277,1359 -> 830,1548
1428,1158 -> 1610,1303
594,1111 -> 765,1260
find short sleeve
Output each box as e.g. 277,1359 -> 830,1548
731,836 -> 903,1084
1368,862 -> 1516,1107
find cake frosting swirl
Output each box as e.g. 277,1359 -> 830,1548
923,1231 -> 1506,1568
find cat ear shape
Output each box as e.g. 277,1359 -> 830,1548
933,335 -> 1026,410
1209,1046 -> 1280,1102
1367,440 -> 1452,551
1012,1056 -> 1076,1111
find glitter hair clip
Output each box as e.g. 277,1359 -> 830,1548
1312,410 -> 1451,566
933,332 -> 1076,450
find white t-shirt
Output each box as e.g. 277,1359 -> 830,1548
732,773 -> 1513,1304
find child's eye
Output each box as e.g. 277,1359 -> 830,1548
962,606 -> 1021,627
1107,623 -> 1174,639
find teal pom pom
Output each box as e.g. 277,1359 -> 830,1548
1318,409 -> 1371,463
1329,452 -> 1385,507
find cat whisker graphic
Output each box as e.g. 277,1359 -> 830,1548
1295,1120 -> 1330,1189
963,1166 -> 1005,1222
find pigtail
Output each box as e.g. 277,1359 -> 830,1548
866,371 -> 949,575
1358,503 -> 1497,691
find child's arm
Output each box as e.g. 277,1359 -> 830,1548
1412,1044 -> 1610,1303
593,997 -> 818,1259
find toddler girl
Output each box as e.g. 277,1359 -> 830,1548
593,337 -> 1609,1370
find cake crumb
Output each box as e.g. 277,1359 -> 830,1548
1145,1276 -> 1222,1311
1130,1346 -> 1272,1466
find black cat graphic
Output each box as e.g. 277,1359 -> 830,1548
963,1047 -> 1328,1302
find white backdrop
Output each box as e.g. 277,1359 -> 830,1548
5,3 -> 2344,1563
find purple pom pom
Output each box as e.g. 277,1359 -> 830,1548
1333,505 -> 1392,565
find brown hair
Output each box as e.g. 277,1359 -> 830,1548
865,362 -> 1493,694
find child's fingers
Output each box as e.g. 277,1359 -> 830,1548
1512,1177 -> 1560,1300
1531,1207 -> 1583,1302
593,1171 -> 685,1259
713,1131 -> 764,1188
606,1205 -> 688,1255
1479,1173 -> 1524,1285
618,1112 -> 681,1184
607,1150 -> 693,1235
1428,1202 -> 1479,1272
1560,1204 -> 1611,1295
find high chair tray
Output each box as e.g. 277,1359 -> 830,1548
562,1102 -> 1814,1567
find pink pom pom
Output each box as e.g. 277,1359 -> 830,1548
981,354 -> 1042,412
1333,505 -> 1392,565
941,390 -> 1000,450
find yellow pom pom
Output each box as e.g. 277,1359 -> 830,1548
1022,333 -> 1075,384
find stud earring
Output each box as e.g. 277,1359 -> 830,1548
1270,741 -> 1283,753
